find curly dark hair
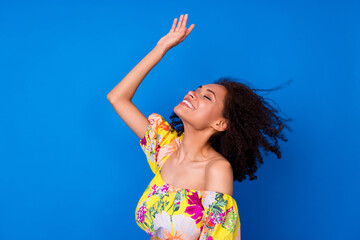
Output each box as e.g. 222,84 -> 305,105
168,76 -> 293,182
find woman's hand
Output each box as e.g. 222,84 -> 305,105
156,14 -> 195,52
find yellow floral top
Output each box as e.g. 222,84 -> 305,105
135,113 -> 241,240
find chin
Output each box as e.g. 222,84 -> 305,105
173,104 -> 181,116
173,104 -> 187,120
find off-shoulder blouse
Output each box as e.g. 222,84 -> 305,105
135,113 -> 241,240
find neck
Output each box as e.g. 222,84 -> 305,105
175,124 -> 215,164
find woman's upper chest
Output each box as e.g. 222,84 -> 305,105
160,152 -> 215,191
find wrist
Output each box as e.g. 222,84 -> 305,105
154,44 -> 169,55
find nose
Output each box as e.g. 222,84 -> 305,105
188,90 -> 196,99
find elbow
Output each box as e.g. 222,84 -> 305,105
107,93 -> 129,105
107,93 -> 116,103
107,93 -> 112,102
107,93 -> 132,104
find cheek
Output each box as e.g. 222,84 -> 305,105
195,103 -> 218,119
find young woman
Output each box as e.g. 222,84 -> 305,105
107,14 -> 291,240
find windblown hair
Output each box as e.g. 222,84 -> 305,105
169,77 -> 293,182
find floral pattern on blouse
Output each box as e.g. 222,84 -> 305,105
135,113 -> 241,240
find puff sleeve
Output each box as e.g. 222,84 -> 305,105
200,191 -> 241,240
139,113 -> 179,175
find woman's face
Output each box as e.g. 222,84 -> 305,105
174,83 -> 228,133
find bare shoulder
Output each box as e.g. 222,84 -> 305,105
205,156 -> 234,196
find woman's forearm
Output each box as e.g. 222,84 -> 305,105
107,44 -> 168,102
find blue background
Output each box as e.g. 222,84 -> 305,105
1,0 -> 359,239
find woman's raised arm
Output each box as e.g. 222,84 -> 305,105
107,14 -> 194,139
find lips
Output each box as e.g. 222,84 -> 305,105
182,97 -> 195,109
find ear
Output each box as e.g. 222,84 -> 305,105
213,118 -> 228,132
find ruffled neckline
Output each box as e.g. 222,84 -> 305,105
158,163 -> 236,201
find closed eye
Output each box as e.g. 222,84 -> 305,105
192,89 -> 211,101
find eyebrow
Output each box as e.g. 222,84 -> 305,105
198,85 -> 216,100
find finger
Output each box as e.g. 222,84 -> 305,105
184,24 -> 195,37
175,14 -> 183,32
181,14 -> 188,30
170,18 -> 177,32
175,14 -> 183,31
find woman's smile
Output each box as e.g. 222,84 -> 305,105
181,99 -> 195,109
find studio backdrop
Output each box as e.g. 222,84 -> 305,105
0,0 -> 359,240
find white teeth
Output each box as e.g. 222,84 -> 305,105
182,100 -> 194,109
